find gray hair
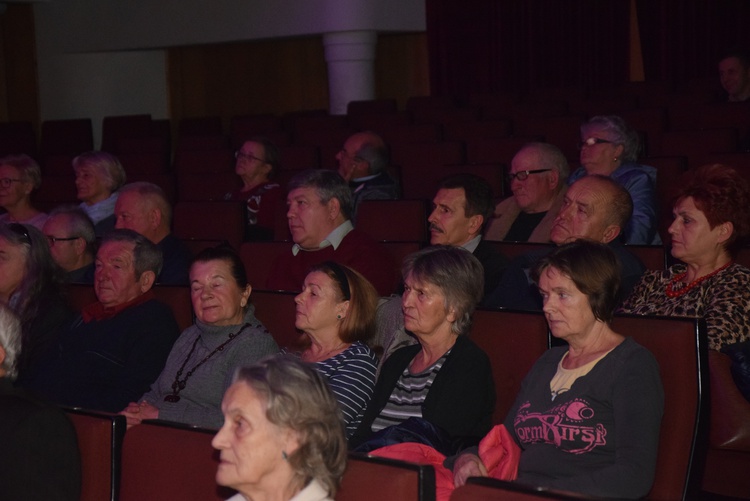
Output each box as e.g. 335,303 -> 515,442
581,115 -> 641,163
520,142 -> 570,180
287,170 -> 353,220
354,131 -> 389,175
402,245 -> 484,336
48,205 -> 97,256
0,304 -> 22,380
233,356 -> 347,497
119,181 -> 172,226
0,154 -> 42,190
73,151 -> 127,192
101,229 -> 163,278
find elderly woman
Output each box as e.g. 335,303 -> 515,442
213,356 -> 347,501
0,223 -> 73,386
621,164 -> 750,350
350,246 -> 495,450
121,246 -> 279,429
454,241 -> 664,499
291,261 -> 378,439
568,115 -> 660,245
224,136 -> 282,241
73,150 -> 127,236
0,154 -> 47,229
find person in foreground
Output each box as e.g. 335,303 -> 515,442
290,261 -> 378,439
350,246 -> 495,450
213,356 -> 347,501
621,164 -> 750,351
453,241 -> 664,499
121,246 -> 278,429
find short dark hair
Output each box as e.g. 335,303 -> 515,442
437,173 -> 494,230
532,240 -> 621,323
287,170 -> 353,220
191,244 -> 248,289
101,229 -> 163,278
719,49 -> 750,68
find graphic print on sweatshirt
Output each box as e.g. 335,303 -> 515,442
513,399 -> 607,454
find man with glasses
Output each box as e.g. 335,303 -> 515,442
336,131 -> 398,224
225,137 -> 282,241
485,142 -> 568,242
42,205 -> 96,283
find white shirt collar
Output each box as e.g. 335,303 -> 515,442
292,220 -> 354,255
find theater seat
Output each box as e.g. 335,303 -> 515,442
173,200 -> 245,250
452,477 -> 587,500
251,289 -> 302,350
338,453 -> 436,501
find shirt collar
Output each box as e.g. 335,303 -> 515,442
462,234 -> 482,254
292,220 -> 354,255
81,290 -> 155,323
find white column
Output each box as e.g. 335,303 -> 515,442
323,30 -> 377,116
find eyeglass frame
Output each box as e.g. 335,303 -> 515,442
507,169 -> 552,182
0,178 -> 24,189
46,235 -> 81,246
234,151 -> 267,164
578,137 -> 614,150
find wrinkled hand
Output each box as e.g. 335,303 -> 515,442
120,401 -> 159,428
452,453 -> 488,487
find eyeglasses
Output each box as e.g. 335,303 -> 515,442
508,169 -> 552,181
234,151 -> 266,163
46,235 -> 80,246
578,137 -> 613,149
8,223 -> 31,247
0,178 -> 23,189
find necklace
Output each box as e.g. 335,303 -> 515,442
164,323 -> 251,403
665,262 -> 732,298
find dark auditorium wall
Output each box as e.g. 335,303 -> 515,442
0,5 -> 39,126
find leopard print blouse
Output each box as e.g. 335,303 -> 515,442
619,263 -> 750,350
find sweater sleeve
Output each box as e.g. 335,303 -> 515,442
322,347 -> 378,439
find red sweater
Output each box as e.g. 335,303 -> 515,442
266,229 -> 398,296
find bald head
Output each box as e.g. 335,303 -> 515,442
336,131 -> 389,182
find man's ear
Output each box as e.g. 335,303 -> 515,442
73,237 -> 87,257
138,270 -> 157,292
149,207 -> 162,230
601,224 -> 622,244
327,197 -> 341,221
547,169 -> 560,188
468,214 -> 484,236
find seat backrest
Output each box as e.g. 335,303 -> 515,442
469,309 -> 550,423
64,408 -> 126,501
357,199 -> 428,243
337,453 -> 436,501
119,420 -> 233,501
173,200 -> 245,250
251,289 -> 302,350
623,244 -> 666,270
610,314 -> 708,500
240,241 -> 294,290
451,477 -> 587,500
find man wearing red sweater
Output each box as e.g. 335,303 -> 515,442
266,169 -> 397,295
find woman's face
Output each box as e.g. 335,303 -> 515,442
212,382 -> 298,496
75,163 -> 111,205
668,196 -> 730,263
0,237 -> 27,302
190,259 -> 251,326
579,125 -> 623,176
538,266 -> 597,341
294,271 -> 348,335
0,165 -> 30,210
401,273 -> 455,339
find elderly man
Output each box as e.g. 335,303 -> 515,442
0,305 -> 81,500
115,181 -> 192,284
266,169 -> 397,295
336,131 -> 399,223
483,175 -> 645,310
42,205 -> 96,283
719,50 -> 750,102
485,142 -> 569,242
28,229 -> 180,412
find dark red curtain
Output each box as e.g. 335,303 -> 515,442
426,0 -> 631,97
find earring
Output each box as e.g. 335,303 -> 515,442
282,451 -> 288,460
336,315 -> 342,319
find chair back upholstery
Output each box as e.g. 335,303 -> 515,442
451,477 -> 588,500
337,453 -> 436,501
251,289 -> 302,350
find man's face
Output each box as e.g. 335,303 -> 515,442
719,56 -> 750,100
428,188 -> 478,246
336,134 -> 369,182
509,148 -> 558,213
43,215 -> 82,271
115,191 -> 156,241
94,240 -> 146,308
286,187 -> 334,250
550,178 -> 616,245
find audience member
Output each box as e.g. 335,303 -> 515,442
350,246 -> 495,452
621,164 -> 750,351
74,151 -> 127,237
569,115 -> 660,245
0,154 -> 48,229
28,229 -> 180,412
115,181 -> 192,284
719,49 -> 750,102
121,246 -> 278,429
42,205 -> 96,284
429,174 -> 508,299
485,143 -> 568,242
484,175 -> 645,310
213,356 -> 347,501
0,223 -> 73,387
224,137 -> 282,241
266,169 -> 397,296
453,241 -> 663,499
0,304 -> 82,501
289,261 -> 378,439
336,131 -> 399,223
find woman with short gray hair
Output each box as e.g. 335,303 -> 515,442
0,154 -> 48,229
73,150 -> 127,236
